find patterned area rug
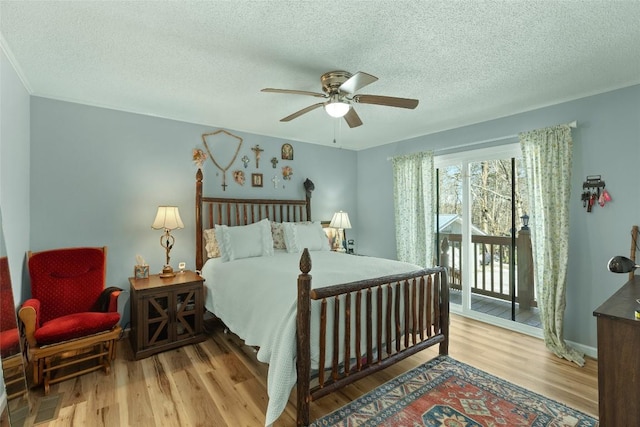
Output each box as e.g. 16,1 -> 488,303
310,355 -> 598,426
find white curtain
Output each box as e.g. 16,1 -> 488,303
520,124 -> 584,366
391,151 -> 435,267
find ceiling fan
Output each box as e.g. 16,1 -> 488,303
261,70 -> 419,128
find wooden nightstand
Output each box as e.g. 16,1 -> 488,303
129,270 -> 206,360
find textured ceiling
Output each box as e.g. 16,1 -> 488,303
1,1 -> 639,150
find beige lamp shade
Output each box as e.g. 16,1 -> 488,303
151,206 -> 184,230
330,211 -> 352,229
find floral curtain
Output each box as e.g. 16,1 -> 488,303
520,124 -> 584,366
391,151 -> 435,267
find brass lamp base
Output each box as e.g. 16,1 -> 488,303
159,265 -> 175,278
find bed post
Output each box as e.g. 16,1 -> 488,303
438,241 -> 451,355
438,269 -> 450,355
303,178 -> 313,221
195,169 -> 204,271
297,248 -> 312,426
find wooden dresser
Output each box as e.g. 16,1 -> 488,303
593,276 -> 640,426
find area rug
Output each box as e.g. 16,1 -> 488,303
310,355 -> 598,426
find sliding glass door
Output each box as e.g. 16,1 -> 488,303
436,144 -> 539,330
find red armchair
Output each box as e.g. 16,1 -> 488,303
18,246 -> 123,393
0,256 -> 20,359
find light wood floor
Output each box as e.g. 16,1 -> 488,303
13,314 -> 598,426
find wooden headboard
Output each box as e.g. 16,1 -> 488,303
195,169 -> 312,270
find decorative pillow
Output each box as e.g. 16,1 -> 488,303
203,228 -> 221,258
271,221 -> 312,249
271,222 -> 286,250
283,222 -> 330,253
216,218 -> 274,261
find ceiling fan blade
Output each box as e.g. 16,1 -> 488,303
261,88 -> 326,98
339,72 -> 378,94
344,107 -> 363,128
280,102 -> 324,122
353,94 -> 419,109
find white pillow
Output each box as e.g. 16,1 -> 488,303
213,225 -> 230,262
283,221 -> 330,253
215,218 -> 274,261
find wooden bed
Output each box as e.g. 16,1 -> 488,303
195,169 -> 450,426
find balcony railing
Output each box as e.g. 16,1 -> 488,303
439,231 -> 537,309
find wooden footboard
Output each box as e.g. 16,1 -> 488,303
296,249 -> 449,426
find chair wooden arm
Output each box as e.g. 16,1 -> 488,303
18,298 -> 40,348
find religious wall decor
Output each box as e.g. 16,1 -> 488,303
192,148 -> 207,169
252,173 -> 263,187
281,143 -> 293,160
241,155 -> 250,168
271,174 -> 280,188
271,157 -> 278,168
201,129 -> 243,191
233,170 -> 245,186
251,144 -> 264,168
282,165 -> 293,180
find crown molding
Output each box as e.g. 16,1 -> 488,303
0,33 -> 33,94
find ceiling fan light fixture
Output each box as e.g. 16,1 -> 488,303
324,95 -> 350,118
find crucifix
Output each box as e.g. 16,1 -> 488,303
272,174 -> 280,188
251,145 -> 264,168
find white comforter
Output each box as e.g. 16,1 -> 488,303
201,250 -> 422,426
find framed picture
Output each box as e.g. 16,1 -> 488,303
281,143 -> 293,160
251,173 -> 263,187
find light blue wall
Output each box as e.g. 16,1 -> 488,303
357,84 -> 640,348
29,97 -> 358,326
0,48 -> 30,306
6,41 -> 640,352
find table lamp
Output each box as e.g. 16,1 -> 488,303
152,206 -> 184,277
330,211 -> 351,252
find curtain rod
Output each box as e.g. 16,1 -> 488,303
388,121 -> 578,159
434,120 -> 578,154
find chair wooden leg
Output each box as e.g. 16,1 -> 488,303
35,358 -> 44,386
43,358 -> 51,395
32,360 -> 39,385
109,339 -> 117,360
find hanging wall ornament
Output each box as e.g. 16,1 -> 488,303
282,165 -> 293,180
281,143 -> 293,160
192,148 -> 207,169
233,170 -> 245,186
251,144 -> 264,168
241,155 -> 250,168
202,129 -> 243,191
